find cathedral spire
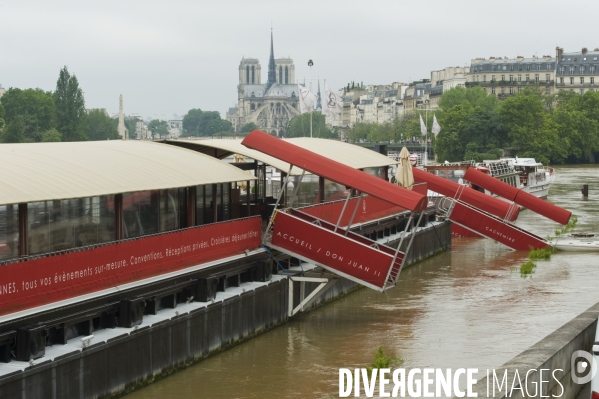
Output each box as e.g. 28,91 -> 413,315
265,29 -> 277,91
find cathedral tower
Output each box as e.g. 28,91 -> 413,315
239,58 -> 261,86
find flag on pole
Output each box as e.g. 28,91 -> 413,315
322,83 -> 343,117
432,114 -> 441,136
419,114 -> 427,135
298,84 -> 318,114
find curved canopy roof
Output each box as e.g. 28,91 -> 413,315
0,140 -> 255,206
163,137 -> 398,174
287,138 -> 398,169
163,138 -> 306,176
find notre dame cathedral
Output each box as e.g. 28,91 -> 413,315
226,32 -> 300,137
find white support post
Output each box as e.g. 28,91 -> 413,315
288,277 -> 294,317
344,193 -> 363,236
263,165 -> 293,245
334,191 -> 353,233
288,276 -> 337,317
290,171 -> 305,208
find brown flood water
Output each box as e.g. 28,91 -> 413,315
126,165 -> 599,399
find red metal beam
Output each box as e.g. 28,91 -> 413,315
463,167 -> 571,225
242,131 -> 428,212
412,167 -> 519,221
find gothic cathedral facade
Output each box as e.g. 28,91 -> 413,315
226,32 -> 299,137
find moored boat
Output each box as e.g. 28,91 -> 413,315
552,239 -> 599,252
481,157 -> 554,199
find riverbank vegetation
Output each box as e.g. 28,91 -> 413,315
436,87 -> 599,165
0,67 -> 121,142
346,87 -> 599,165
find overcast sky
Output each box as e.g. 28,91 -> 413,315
2,0 -> 598,120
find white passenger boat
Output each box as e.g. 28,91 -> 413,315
553,239 -> 599,252
481,157 -> 555,199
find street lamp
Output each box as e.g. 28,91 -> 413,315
307,60 -> 314,138
424,99 -> 430,164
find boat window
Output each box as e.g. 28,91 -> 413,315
160,188 -> 179,233
123,190 -> 160,239
204,184 -> 214,224
28,196 -> 115,255
222,183 -> 231,221
0,205 -> 19,262
196,185 -> 205,226
216,184 -> 223,222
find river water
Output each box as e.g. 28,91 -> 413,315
127,165 -> 599,399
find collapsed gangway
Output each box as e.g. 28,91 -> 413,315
241,131 -> 429,309
413,166 -> 572,250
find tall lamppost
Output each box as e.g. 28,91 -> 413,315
424,99 -> 430,164
308,59 -> 314,138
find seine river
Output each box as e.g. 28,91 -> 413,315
126,165 -> 599,399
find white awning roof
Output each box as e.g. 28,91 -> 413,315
164,138 -> 397,173
286,138 -> 398,169
164,138 -> 306,176
0,140 -> 256,206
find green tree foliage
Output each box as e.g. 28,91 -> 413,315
438,86 -> 498,113
240,122 -> 258,135
41,128 -> 62,142
461,108 -> 508,150
0,88 -> 56,142
87,110 -> 119,140
148,119 -> 169,138
202,117 -> 233,137
0,104 -> 4,129
1,116 -> 26,143
286,112 -> 336,138
182,108 -> 203,135
435,103 -> 474,162
348,122 -> 374,142
125,118 -> 138,139
54,66 -> 88,141
182,108 -> 232,137
499,90 -> 566,164
435,86 -> 599,164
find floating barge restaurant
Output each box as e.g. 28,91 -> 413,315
0,137 -> 450,398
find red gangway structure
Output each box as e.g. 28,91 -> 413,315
413,166 -> 572,250
242,131 -> 429,293
463,167 -> 571,225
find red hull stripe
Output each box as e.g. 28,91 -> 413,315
450,202 -> 548,250
0,218 -> 262,316
463,168 -> 571,225
413,168 -> 519,221
242,131 -> 428,211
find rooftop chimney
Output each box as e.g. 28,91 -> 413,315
556,46 -> 564,62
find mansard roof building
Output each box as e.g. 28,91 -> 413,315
226,32 -> 299,137
555,47 -> 599,95
465,54 -> 557,98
